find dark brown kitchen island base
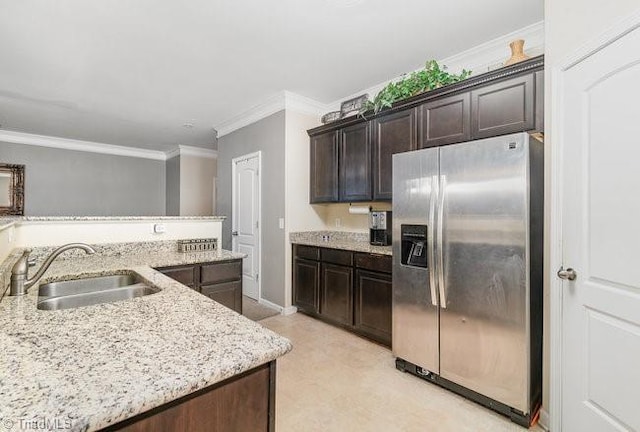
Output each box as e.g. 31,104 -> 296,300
102,361 -> 276,432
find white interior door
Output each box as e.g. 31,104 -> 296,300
232,152 -> 261,301
560,25 -> 640,431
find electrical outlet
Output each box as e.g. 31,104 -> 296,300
335,218 -> 341,228
153,224 -> 166,234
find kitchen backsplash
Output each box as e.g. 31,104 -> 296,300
27,240 -> 207,264
320,202 -> 392,232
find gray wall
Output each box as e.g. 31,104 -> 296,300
165,155 -> 180,216
0,142 -> 166,216
217,110 -> 286,306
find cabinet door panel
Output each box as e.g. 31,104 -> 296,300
200,260 -> 242,285
339,122 -> 372,201
321,248 -> 353,266
421,93 -> 470,148
293,244 -> 320,261
320,263 -> 353,326
310,131 -> 338,203
372,108 -> 418,200
535,70 -> 544,132
157,265 -> 196,289
201,281 -> 242,313
293,259 -> 320,313
471,74 -> 535,139
355,269 -> 392,346
354,253 -> 392,273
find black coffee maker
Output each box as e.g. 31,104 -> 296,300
369,211 -> 392,246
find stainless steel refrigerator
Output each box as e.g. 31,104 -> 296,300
392,132 -> 543,427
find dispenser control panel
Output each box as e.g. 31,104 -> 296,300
400,224 -> 428,268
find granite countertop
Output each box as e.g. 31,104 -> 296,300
19,216 -> 226,222
0,247 -> 291,431
0,218 -> 17,231
290,231 -> 392,256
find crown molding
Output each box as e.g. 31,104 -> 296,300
0,129 -> 167,161
283,91 -> 327,116
166,145 -> 218,160
216,91 -> 327,138
215,92 -> 285,138
215,22 -> 544,138
440,20 -> 544,74
324,21 -> 545,111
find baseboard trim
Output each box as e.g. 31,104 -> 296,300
256,298 -> 298,316
257,298 -> 284,313
539,408 -> 550,431
282,306 -> 298,316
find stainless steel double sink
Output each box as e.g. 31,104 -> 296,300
37,273 -> 160,311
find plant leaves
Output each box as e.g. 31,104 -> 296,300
366,60 -> 472,114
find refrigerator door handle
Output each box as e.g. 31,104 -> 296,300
428,175 -> 439,307
437,174 -> 447,309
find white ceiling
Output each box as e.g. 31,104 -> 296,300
0,0 -> 543,151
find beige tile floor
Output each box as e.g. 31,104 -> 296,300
243,295 -> 281,321
261,313 -> 544,432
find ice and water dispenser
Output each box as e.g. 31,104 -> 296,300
400,224 -> 428,268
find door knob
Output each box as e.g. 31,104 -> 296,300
557,267 -> 577,281
231,231 -> 238,236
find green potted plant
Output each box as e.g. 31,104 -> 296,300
363,60 -> 471,115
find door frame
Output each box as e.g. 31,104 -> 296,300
549,9 -> 640,432
231,151 -> 262,302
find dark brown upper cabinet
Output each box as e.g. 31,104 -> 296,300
372,108 -> 418,200
535,70 -> 544,133
339,122 -> 372,202
420,93 -> 471,148
471,74 -> 535,139
310,130 -> 339,203
308,56 -> 544,203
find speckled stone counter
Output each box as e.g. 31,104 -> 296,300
290,231 -> 392,256
0,245 -> 291,432
19,216 -> 226,222
0,218 -> 17,231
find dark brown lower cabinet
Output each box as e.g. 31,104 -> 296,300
355,269 -> 392,346
103,362 -> 276,432
292,244 -> 392,347
293,258 -> 320,314
156,264 -> 196,289
201,281 -> 242,313
156,259 -> 243,314
320,263 -> 353,326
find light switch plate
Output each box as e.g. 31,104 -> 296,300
278,218 -> 284,229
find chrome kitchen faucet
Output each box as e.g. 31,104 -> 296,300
9,243 -> 96,296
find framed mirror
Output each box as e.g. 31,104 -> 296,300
0,163 -> 25,215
